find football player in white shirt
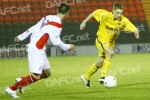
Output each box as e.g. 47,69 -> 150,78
6,3 -> 76,98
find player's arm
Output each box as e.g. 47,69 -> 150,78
51,35 -> 76,51
14,28 -> 32,43
133,28 -> 139,39
14,17 -> 45,42
80,12 -> 93,30
80,9 -> 107,30
123,17 -> 140,39
44,25 -> 76,51
54,37 -> 76,51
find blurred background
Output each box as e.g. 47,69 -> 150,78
0,0 -> 150,58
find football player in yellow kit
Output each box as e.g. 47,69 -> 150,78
80,3 -> 139,88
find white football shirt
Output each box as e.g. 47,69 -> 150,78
18,15 -> 70,54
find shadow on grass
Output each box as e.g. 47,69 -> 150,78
23,81 -> 150,98
119,81 -> 150,87
51,90 -> 105,96
49,81 -> 150,96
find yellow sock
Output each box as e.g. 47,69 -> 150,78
84,64 -> 99,80
101,58 -> 111,77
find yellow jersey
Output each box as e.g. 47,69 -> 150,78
93,9 -> 137,46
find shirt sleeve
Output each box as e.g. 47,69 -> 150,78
17,26 -> 34,41
122,17 -> 137,33
17,17 -> 45,41
93,9 -> 108,22
43,25 -> 70,51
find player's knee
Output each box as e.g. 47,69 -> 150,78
95,64 -> 102,68
32,73 -> 41,80
41,69 -> 51,79
96,60 -> 104,68
111,51 -> 115,57
45,72 -> 51,78
109,50 -> 115,58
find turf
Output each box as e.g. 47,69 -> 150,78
0,53 -> 150,100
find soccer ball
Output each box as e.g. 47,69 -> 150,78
103,76 -> 117,88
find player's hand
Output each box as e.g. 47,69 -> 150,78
134,29 -> 140,39
68,44 -> 76,54
69,44 -> 76,50
67,44 -> 76,54
80,22 -> 86,30
14,36 -> 20,42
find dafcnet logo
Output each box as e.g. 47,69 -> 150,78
0,4 -> 31,16
45,0 -> 86,8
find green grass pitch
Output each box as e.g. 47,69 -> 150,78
0,53 -> 150,100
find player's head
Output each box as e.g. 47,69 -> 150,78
113,3 -> 123,19
57,3 -> 70,21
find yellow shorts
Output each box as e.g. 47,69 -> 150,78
95,37 -> 114,58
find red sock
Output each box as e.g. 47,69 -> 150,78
10,75 -> 37,91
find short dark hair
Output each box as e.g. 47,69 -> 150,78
58,3 -> 70,14
113,3 -> 123,10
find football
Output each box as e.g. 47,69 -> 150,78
104,76 -> 117,88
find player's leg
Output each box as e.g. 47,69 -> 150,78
6,52 -> 44,98
99,46 -> 114,84
6,73 -> 38,98
9,69 -> 49,96
15,60 -> 51,94
40,56 -> 51,79
14,69 -> 51,95
40,69 -> 51,79
84,38 -> 105,80
15,56 -> 50,92
84,56 -> 104,80
81,56 -> 104,88
81,39 -> 105,88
